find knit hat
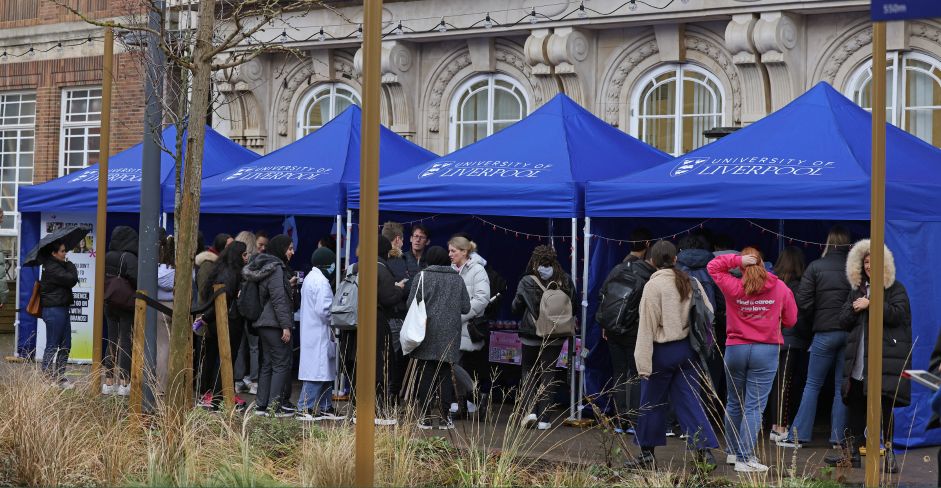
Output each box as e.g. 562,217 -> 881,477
311,247 -> 336,269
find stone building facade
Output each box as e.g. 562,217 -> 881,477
0,0 -> 145,273
212,0 -> 941,162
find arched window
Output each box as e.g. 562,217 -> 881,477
631,65 -> 725,156
449,74 -> 529,151
296,83 -> 360,139
848,52 -> 941,147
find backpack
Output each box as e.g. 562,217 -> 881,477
237,280 -> 263,322
468,265 -> 507,343
531,278 -> 576,338
687,277 -> 716,375
330,268 -> 359,331
596,258 -> 641,336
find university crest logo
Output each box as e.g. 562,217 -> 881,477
419,162 -> 452,178
670,158 -> 710,177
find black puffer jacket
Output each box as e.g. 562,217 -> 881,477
796,248 -> 850,333
104,226 -> 139,288
782,279 -> 811,350
512,272 -> 577,341
39,256 -> 78,307
242,253 -> 294,330
840,240 -> 912,407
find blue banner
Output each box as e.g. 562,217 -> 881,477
872,0 -> 941,21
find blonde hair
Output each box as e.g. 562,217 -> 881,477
235,231 -> 257,255
447,236 -> 477,255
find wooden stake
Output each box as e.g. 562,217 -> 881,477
213,284 -> 235,409
91,27 -> 113,395
129,291 -> 148,416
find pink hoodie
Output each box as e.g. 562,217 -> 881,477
707,254 -> 797,346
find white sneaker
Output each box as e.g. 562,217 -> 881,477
449,402 -> 459,414
734,458 -> 769,473
249,383 -> 258,395
116,384 -> 130,397
769,431 -> 787,442
101,383 -> 115,395
521,413 -> 537,428
775,438 -> 802,448
58,380 -> 75,390
726,454 -> 737,465
536,421 -> 551,430
235,381 -> 246,393
375,418 -> 398,426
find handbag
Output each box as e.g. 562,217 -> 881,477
26,281 -> 41,318
400,272 -> 427,355
104,253 -> 135,312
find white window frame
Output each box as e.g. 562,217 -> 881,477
630,64 -> 726,156
58,86 -> 102,177
0,91 -> 36,239
295,83 -> 360,140
448,73 -> 530,152
846,51 -> 941,141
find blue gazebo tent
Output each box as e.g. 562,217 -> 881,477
15,124 -> 258,359
349,93 -> 671,420
348,93 -> 670,218
585,82 -> 941,448
19,124 -> 259,213
198,105 -> 437,216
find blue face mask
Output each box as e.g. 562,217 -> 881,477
326,263 -> 336,275
537,266 -> 554,280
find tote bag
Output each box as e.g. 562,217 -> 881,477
26,281 -> 41,318
400,272 -> 427,355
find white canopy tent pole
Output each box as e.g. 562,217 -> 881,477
334,213 -> 343,395
578,217 -> 591,420
568,217 -> 578,420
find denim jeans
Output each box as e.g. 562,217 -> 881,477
724,343 -> 779,461
298,381 -> 333,411
41,306 -> 71,381
787,330 -> 848,444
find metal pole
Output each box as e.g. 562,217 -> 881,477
138,2 -> 166,412
335,214 -> 342,291
579,217 -> 590,421
865,21 -> 887,487
345,209 -> 353,268
355,0 -> 382,485
568,217 -> 577,420
91,27 -> 114,395
334,213 -> 343,396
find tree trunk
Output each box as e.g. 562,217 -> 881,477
166,0 -> 215,421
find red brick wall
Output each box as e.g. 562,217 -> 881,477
0,52 -> 145,184
0,0 -> 144,29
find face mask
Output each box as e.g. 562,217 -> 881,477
326,263 -> 336,275
537,266 -> 554,280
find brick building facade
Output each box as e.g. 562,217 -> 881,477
0,0 -> 145,275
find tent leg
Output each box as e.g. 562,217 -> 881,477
334,213 -> 343,396
778,220 -> 785,255
568,217 -> 577,420
342,209 -> 353,395
579,217 -> 591,421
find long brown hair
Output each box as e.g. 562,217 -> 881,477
773,246 -> 806,283
741,246 -> 768,295
649,240 -> 691,301
526,245 -> 570,293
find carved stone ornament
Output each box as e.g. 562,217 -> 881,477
685,34 -> 743,122
547,28 -> 590,74
820,27 -> 873,83
353,41 -> 413,82
602,39 -> 660,125
753,13 -> 798,56
275,56 -> 358,136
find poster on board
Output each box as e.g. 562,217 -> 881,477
36,212 -> 95,363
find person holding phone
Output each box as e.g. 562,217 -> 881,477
39,240 -> 79,388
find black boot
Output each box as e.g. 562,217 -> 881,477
625,448 -> 656,470
825,442 -> 861,468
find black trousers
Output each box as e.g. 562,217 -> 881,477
766,345 -> 808,429
256,327 -> 292,410
198,318 -> 244,401
608,339 -> 641,426
104,308 -> 134,383
521,342 -> 564,422
845,378 -> 895,449
414,359 -> 450,419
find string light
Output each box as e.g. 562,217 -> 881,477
629,0 -> 638,10
484,13 -> 493,29
744,220 -> 831,249
279,30 -> 288,43
355,25 -> 363,39
577,2 -> 588,18
592,220 -> 711,245
436,18 -> 448,33
317,28 -> 326,42
529,8 -> 539,24
393,22 -> 404,36
25,47 -> 34,58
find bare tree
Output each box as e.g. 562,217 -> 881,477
53,0 -> 350,421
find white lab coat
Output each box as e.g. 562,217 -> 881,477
298,267 -> 336,382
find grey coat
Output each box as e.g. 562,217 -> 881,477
406,265 -> 470,364
242,253 -> 294,330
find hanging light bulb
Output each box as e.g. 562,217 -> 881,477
55,42 -> 64,54
437,18 -> 447,33
529,8 -> 539,24
577,2 -> 588,18
355,25 -> 363,39
279,30 -> 288,43
317,28 -> 326,42
484,13 -> 493,29
25,47 -> 35,58
393,22 -> 404,36
628,0 -> 637,10
0,52 -> 7,63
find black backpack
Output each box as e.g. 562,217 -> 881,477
596,257 -> 642,336
237,280 -> 263,323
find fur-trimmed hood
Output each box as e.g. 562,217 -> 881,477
846,239 -> 896,289
242,253 -> 283,282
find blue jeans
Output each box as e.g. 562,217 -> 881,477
299,381 -> 333,411
787,330 -> 848,444
41,306 -> 71,381
724,343 -> 779,461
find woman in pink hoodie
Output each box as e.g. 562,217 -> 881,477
708,247 -> 797,473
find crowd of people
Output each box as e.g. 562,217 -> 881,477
32,221 -> 919,475
600,226 -> 913,473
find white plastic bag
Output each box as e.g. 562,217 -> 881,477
400,272 -> 427,355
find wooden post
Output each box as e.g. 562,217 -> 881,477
356,0 -> 382,485
91,27 -> 114,395
866,21 -> 887,487
213,284 -> 235,409
129,291 -> 147,416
